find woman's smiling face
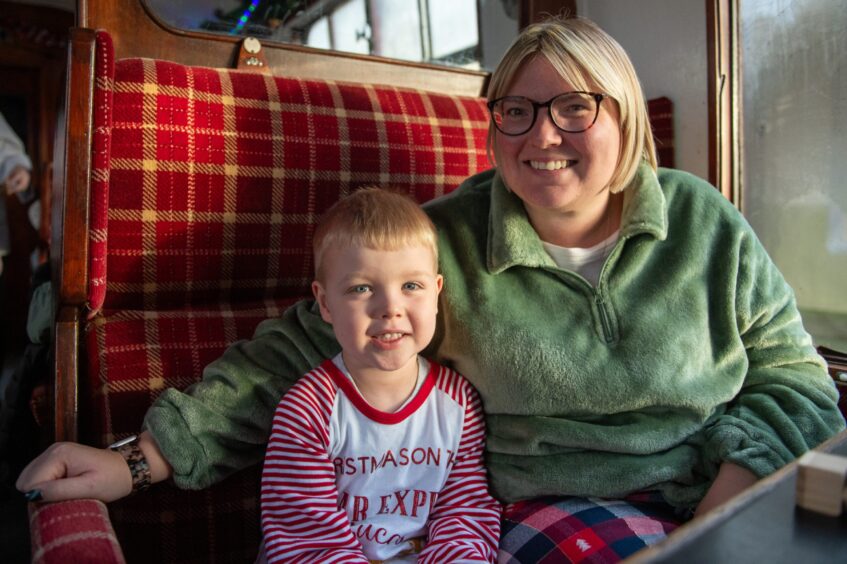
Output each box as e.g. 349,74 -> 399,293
494,55 -> 622,221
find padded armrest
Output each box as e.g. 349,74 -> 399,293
29,499 -> 125,564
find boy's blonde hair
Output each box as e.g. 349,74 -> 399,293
486,16 -> 657,193
312,187 -> 439,281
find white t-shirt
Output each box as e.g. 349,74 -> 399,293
542,229 -> 620,286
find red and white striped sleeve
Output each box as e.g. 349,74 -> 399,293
418,367 -> 502,564
260,368 -> 368,564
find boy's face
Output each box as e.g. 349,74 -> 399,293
312,244 -> 443,379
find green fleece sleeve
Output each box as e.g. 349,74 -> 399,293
703,227 -> 845,478
143,299 -> 340,489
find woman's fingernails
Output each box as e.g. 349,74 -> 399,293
24,489 -> 43,502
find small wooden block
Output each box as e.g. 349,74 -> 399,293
796,451 -> 847,517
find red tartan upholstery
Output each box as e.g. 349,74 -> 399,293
29,500 -> 125,564
88,31 -> 114,312
89,42 -> 489,314
67,30 -> 492,563
81,302 -> 296,443
647,96 -> 675,168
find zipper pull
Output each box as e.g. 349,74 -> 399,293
595,292 -> 614,343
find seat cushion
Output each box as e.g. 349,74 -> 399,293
82,300 -> 300,444
107,466 -> 262,563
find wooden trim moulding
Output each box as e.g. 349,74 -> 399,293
706,0 -> 741,205
51,27 -> 96,442
54,306 -> 81,442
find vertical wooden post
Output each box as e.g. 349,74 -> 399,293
51,27 -> 96,442
706,0 -> 741,205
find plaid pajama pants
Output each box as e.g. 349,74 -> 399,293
498,494 -> 686,563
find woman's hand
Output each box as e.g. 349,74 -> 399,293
16,432 -> 173,502
694,462 -> 759,518
16,442 -> 133,502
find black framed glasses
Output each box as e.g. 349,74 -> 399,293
487,91 -> 608,136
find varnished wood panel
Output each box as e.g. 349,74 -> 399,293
79,0 -> 489,97
54,28 -> 94,307
706,0 -> 740,204
54,306 -> 80,442
50,29 -> 95,442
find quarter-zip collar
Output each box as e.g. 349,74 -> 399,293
487,161 -> 668,275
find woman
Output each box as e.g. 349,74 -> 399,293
18,16 -> 844,562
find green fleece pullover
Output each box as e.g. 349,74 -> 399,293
145,163 -> 844,508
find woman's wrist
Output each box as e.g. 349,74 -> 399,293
109,435 -> 152,493
695,462 -> 758,517
137,430 -> 174,484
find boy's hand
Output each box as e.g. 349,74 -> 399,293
16,442 -> 133,502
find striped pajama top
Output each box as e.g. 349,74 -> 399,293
259,354 -> 501,563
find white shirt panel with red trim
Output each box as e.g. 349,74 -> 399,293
260,355 -> 500,563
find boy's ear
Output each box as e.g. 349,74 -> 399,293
311,281 -> 333,324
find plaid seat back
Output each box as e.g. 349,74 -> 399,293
82,31 -> 492,563
88,33 -> 492,314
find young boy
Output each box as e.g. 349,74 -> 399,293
258,188 -> 501,563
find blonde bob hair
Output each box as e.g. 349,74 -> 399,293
312,187 -> 439,281
486,16 -> 657,193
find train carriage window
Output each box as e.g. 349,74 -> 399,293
323,0 -> 369,55
741,0 -> 847,351
306,13 -> 331,49
369,0 -> 423,62
428,0 -> 480,66
144,0 -> 488,70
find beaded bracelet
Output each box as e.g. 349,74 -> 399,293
109,435 -> 152,493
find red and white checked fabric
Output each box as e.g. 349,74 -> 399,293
82,301 -> 296,443
260,358 -> 500,563
88,35 -> 491,315
80,30 -> 492,564
88,30 -> 115,314
29,500 -> 125,564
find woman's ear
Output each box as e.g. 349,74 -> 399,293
311,281 -> 333,324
